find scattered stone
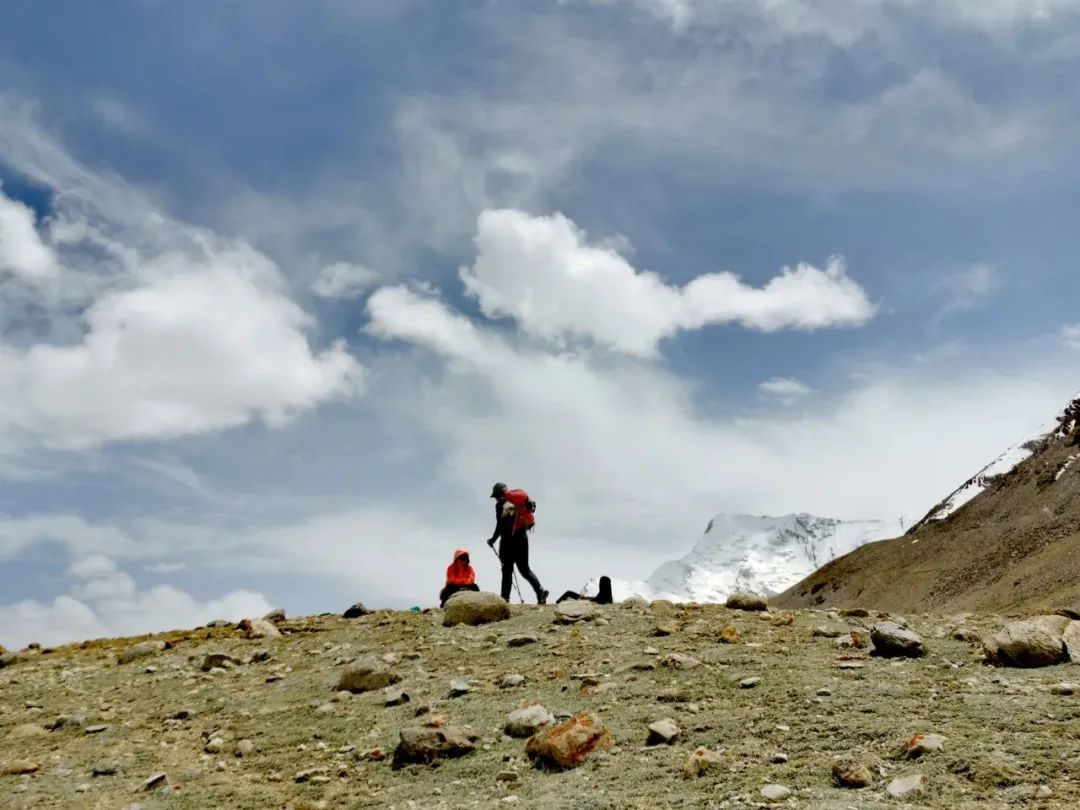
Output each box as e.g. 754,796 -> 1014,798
167,710 -> 194,721
496,769 -> 521,784
7,723 -> 48,739
652,623 -> 678,637
646,718 -> 680,746
768,612 -> 795,627
661,652 -> 701,670
449,679 -> 472,697
294,766 -> 330,783
835,632 -> 869,649
739,677 -> 761,689
384,688 -> 410,707
4,760 -> 41,775
771,752 -> 789,764
837,662 -> 865,670
952,627 -> 981,643
841,608 -> 871,618
831,756 -> 873,788
233,739 -> 254,757
335,658 -> 402,693
683,747 -> 723,778
237,618 -> 280,639
92,765 -> 118,777
870,622 -> 925,659
343,602 -> 370,619
621,596 -> 649,609
1051,683 -> 1079,696
84,724 -> 109,735
505,705 -> 555,738
886,773 -> 928,798
499,674 -> 526,689
263,608 -> 286,623
248,649 -> 271,664
525,712 -> 613,770
204,738 -> 225,754
816,687 -> 832,697
1037,785 -> 1054,799
142,773 -> 168,791
554,600 -> 597,624
443,592 -> 511,627
719,625 -> 740,644
761,784 -> 791,802
205,619 -> 231,628
906,733 -> 947,759
643,646 -> 660,655
0,651 -> 23,669
984,616 -> 1068,668
726,593 -> 768,612
507,634 -> 539,648
812,624 -> 846,639
392,726 -> 479,767
76,783 -> 90,793
117,641 -> 166,665
201,652 -> 243,672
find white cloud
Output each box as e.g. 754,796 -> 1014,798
1063,323 -> 1080,350
0,183 -> 58,279
0,554 -> 271,649
0,110 -> 363,452
460,209 -> 875,357
145,561 -> 188,574
759,377 -> 812,404
311,261 -> 379,299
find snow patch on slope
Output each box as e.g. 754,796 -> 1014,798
585,513 -> 902,604
927,392 -> 1080,522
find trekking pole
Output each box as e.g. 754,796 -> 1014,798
489,544 -> 525,604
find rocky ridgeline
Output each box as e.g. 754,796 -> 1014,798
3,595 -> 1080,808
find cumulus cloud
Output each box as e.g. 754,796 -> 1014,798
311,261 -> 379,299
460,209 -> 875,357
0,112 -> 363,452
0,183 -> 58,279
0,555 -> 272,649
759,377 -> 812,405
934,264 -> 1002,320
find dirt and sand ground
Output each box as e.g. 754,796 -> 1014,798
3,601 -> 1080,810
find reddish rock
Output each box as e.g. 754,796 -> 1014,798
526,712 -> 613,770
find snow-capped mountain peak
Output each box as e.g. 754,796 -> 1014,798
586,512 -> 902,604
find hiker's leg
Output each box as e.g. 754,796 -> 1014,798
499,538 -> 515,601
513,530 -> 545,599
556,591 -> 582,604
439,585 -> 452,607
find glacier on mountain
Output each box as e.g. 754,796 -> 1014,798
583,513 -> 903,603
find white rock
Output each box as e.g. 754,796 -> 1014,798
886,773 -> 928,797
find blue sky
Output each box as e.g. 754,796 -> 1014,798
1,0 -> 1078,647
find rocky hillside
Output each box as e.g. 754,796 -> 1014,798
777,392 -> 1080,615
4,598 -> 1080,809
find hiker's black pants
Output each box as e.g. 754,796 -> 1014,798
500,528 -> 543,602
439,583 -> 479,607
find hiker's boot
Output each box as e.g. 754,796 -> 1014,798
537,589 -> 549,606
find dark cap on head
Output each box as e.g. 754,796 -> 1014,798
490,481 -> 507,499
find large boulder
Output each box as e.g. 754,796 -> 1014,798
335,658 -> 401,693
870,622 -> 925,659
392,725 -> 479,768
442,591 -> 510,627
526,712 -> 613,770
262,608 -> 286,623
984,615 -> 1069,668
0,651 -> 22,669
117,640 -> 167,665
726,593 -> 768,612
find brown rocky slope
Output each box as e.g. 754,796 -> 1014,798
776,393 -> 1080,616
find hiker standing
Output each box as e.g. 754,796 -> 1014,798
487,482 -> 548,605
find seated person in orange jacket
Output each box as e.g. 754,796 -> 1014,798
439,548 -> 480,607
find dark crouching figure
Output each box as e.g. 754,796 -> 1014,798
556,576 -> 613,605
